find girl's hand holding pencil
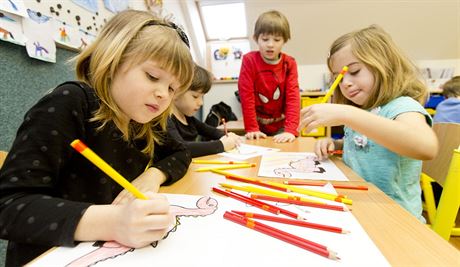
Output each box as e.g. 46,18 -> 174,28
112,168 -> 167,204
220,132 -> 243,151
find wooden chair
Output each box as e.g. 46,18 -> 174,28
421,123 -> 460,240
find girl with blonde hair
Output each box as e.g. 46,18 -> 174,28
300,25 -> 438,221
0,10 -> 194,266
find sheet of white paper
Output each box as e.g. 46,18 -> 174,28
258,152 -> 349,181
29,193 -> 390,267
219,143 -> 280,160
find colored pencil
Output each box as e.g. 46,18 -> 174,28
219,182 -> 324,204
328,150 -> 343,155
232,211 -> 349,234
192,159 -> 249,164
264,181 -> 353,205
212,187 -> 280,215
221,118 -> 228,136
70,139 -> 148,200
195,163 -> 256,172
321,66 -> 349,103
250,194 -> 347,212
225,175 -> 291,192
284,180 -> 369,191
218,183 -> 305,220
223,211 -> 339,260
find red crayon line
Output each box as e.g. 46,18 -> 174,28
223,212 -> 339,260
250,194 -> 347,211
231,210 -> 349,234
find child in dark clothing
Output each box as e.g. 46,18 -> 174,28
168,65 -> 242,158
0,10 -> 194,266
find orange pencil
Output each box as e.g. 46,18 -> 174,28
223,211 -> 339,260
231,211 -> 350,234
250,194 -> 347,212
284,180 -> 368,191
225,175 -> 291,192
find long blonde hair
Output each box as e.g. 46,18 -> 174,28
75,10 -> 194,155
327,25 -> 427,110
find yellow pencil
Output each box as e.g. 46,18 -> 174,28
192,159 -> 249,165
219,182 -> 327,204
70,139 -> 148,200
265,181 -> 353,205
321,66 -> 349,103
195,163 -> 256,172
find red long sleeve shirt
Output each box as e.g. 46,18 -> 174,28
238,51 -> 300,136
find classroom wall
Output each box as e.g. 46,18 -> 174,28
0,41 -> 77,151
202,0 -> 460,120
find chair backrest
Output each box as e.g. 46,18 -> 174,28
423,123 -> 460,186
0,150 -> 7,168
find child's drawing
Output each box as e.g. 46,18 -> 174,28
274,154 -> 325,178
65,196 -> 218,267
23,9 -> 56,62
0,11 -> 26,45
219,143 -> 280,160
258,152 -> 349,181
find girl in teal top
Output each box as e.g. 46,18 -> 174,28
299,25 -> 438,221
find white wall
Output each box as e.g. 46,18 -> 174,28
204,58 -> 460,120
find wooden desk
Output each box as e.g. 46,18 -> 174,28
161,137 -> 460,267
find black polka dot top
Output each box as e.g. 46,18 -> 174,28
0,82 -> 191,266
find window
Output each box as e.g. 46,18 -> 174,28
198,1 -> 247,40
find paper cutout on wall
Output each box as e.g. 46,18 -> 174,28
0,0 -> 27,17
72,0 -> 98,13
0,10 -> 26,45
23,9 -> 56,63
53,20 -> 81,49
103,0 -> 129,13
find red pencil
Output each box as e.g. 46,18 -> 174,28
215,186 -> 305,220
221,118 -> 228,136
231,210 -> 349,234
223,211 -> 339,260
212,187 -> 281,215
284,180 -> 368,191
250,194 -> 347,212
225,175 -> 290,192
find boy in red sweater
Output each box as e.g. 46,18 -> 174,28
238,10 -> 300,143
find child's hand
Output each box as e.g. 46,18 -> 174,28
273,132 -> 296,143
112,192 -> 174,248
314,138 -> 335,160
220,132 -> 243,151
245,131 -> 267,140
112,168 -> 166,205
299,104 -> 347,133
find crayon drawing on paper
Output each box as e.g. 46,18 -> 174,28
258,152 -> 349,181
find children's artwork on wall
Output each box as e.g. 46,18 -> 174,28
0,0 -> 27,17
23,9 -> 56,63
71,0 -> 98,14
77,29 -> 96,50
209,40 -> 250,80
0,10 -> 25,45
103,0 -> 129,13
28,193 -> 391,267
422,67 -> 455,91
258,152 -> 349,181
53,20 -> 81,49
